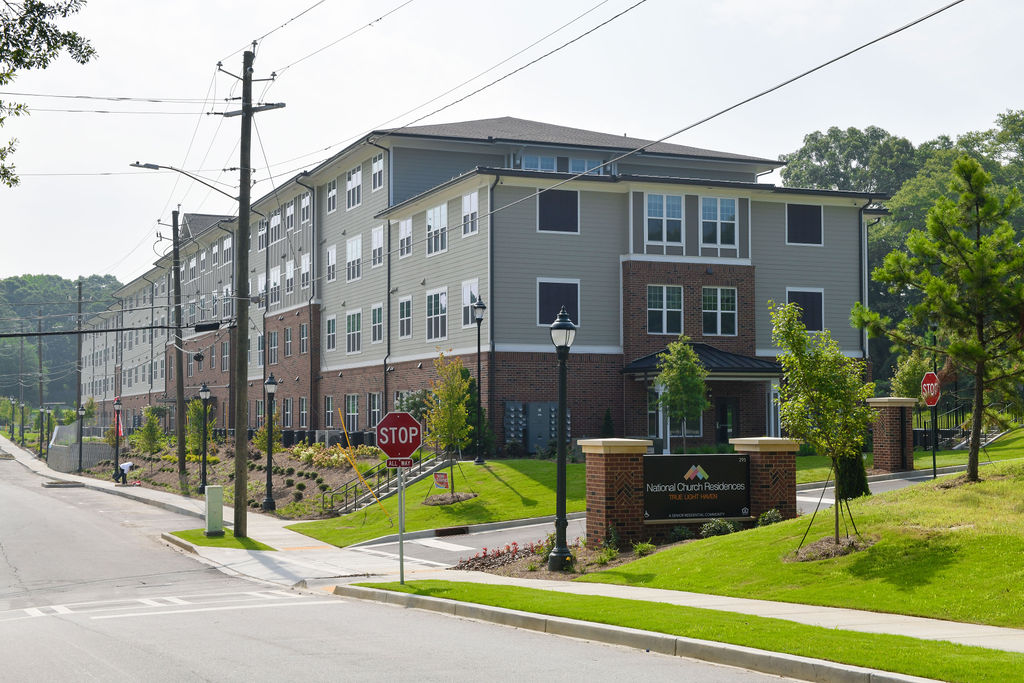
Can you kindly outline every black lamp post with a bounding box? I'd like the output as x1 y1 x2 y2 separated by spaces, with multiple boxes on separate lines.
473 298 487 465
199 383 211 490
261 374 277 511
112 397 122 481
548 306 576 571
43 409 51 458
76 404 86 473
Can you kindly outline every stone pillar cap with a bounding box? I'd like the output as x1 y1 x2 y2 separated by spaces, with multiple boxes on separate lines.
866 397 919 407
729 437 801 453
577 438 653 454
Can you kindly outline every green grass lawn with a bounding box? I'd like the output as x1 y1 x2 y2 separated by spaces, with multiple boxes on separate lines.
580 459 1024 627
171 528 276 551
287 460 584 547
795 428 1024 483
361 580 1023 682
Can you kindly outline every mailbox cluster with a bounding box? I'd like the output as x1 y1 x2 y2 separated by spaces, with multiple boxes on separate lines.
503 401 572 454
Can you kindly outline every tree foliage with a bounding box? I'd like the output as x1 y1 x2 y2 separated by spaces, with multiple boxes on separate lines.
771 301 875 543
129 406 166 454
890 351 931 406
1 1 95 186
779 125 918 193
853 156 1024 482
252 408 281 456
425 351 472 455
184 398 214 456
654 336 709 454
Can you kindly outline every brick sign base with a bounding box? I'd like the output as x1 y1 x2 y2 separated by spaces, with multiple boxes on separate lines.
867 397 917 473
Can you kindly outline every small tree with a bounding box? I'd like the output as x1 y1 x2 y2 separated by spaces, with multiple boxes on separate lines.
890 351 932 404
771 301 875 544
130 407 166 454
84 395 96 420
252 408 282 455
600 408 616 438
184 399 213 456
655 336 709 454
463 370 495 457
425 351 471 492
396 389 430 423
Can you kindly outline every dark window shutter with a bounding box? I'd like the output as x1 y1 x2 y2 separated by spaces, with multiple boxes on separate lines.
787 290 823 331
787 204 822 245
538 190 579 233
538 281 579 325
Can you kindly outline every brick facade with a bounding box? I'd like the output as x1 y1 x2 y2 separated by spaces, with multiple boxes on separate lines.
867 397 916 472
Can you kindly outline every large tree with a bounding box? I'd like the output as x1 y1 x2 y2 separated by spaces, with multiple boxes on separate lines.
654 336 708 454
779 125 918 193
853 156 1024 482
1 1 95 186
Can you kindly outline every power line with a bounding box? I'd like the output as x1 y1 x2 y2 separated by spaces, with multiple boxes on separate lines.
0 90 227 103
220 0 335 62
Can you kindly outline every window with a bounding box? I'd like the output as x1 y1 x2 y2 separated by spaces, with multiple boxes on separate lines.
257 334 264 366
211 291 218 318
648 285 682 334
371 226 384 267
255 400 264 428
371 153 384 191
399 219 412 257
326 245 337 281
399 296 412 338
702 287 737 336
189 257 197 280
210 344 216 369
426 204 447 255
299 397 308 427
787 288 824 331
538 189 579 233
646 194 683 245
222 285 232 318
301 253 310 289
199 295 207 321
787 204 823 245
299 323 309 353
269 267 280 305
269 210 281 244
257 218 268 251
324 396 334 428
282 398 292 428
327 179 338 213
426 288 447 340
346 236 362 282
346 165 361 209
569 158 602 175
368 392 382 429
285 201 295 232
537 279 579 326
345 394 358 432
257 274 266 309
221 341 229 371
462 192 478 236
523 154 555 171
188 300 197 325
326 316 336 351
285 260 294 294
701 197 737 248
462 279 479 327
371 303 383 343
300 192 311 225
346 310 361 353
268 331 278 364
200 250 207 272
222 236 232 264
284 327 292 357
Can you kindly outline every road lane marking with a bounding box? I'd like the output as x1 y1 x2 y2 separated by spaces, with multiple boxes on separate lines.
163 597 189 605
350 546 449 567
91 600 340 620
23 608 44 617
139 599 164 606
411 538 475 552
50 605 72 614
797 495 834 504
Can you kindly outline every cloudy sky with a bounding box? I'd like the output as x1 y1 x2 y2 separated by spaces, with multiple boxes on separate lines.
3 0 1019 285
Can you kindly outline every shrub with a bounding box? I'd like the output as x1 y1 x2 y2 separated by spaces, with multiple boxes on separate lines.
247 462 255 470
315 476 324 484
292 491 303 502
285 467 295 476
797 442 816 457
632 541 655 557
296 482 306 491
604 524 621 550
503 440 527 458
593 546 619 566
700 519 738 538
318 483 329 492
285 478 294 487
670 525 694 541
757 508 784 527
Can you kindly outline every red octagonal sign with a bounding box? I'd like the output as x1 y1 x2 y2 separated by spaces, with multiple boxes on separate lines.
376 411 422 459
921 371 941 407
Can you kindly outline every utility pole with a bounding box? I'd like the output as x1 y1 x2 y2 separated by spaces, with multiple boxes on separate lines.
171 209 188 490
37 308 44 456
18 323 24 446
75 280 82 467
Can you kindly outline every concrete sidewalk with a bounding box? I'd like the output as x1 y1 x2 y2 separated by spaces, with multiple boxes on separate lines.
5 434 1024 657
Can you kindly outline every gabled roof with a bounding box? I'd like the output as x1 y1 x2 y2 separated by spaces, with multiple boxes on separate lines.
623 343 781 377
380 116 782 166
181 213 232 240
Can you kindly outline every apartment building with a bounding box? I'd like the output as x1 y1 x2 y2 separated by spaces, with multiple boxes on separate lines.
82 117 882 453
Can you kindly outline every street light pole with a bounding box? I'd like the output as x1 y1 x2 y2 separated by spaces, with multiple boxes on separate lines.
548 306 577 571
200 383 211 490
473 298 487 465
76 404 86 473
8 398 14 438
113 397 122 481
262 374 277 511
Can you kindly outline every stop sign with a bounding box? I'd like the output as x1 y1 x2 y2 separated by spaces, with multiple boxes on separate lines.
376 412 422 459
921 371 941 407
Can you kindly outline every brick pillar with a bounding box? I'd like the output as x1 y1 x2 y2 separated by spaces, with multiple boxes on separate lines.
579 438 652 547
730 437 799 521
867 397 917 473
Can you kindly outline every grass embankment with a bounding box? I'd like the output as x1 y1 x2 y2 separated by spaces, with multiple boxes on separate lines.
171 528 276 551
287 460 584 547
795 428 1024 483
581 459 1024 628
362 580 1023 682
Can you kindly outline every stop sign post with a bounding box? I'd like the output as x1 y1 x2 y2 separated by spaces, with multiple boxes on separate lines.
921 371 941 479
375 412 422 584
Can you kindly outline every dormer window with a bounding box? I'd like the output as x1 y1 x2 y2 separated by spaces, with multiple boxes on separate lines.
523 154 556 172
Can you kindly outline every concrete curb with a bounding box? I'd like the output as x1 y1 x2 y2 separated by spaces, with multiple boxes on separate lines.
351 511 586 547
331 585 933 683
160 532 197 554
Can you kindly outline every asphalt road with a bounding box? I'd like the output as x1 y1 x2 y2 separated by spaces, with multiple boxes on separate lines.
796 470 951 515
0 458 792 682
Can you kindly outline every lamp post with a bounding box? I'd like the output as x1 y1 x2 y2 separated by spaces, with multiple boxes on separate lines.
9 398 14 438
199 383 211 491
261 374 277 511
19 402 25 446
548 306 577 571
112 397 122 481
76 404 86 473
44 409 52 458
473 298 487 465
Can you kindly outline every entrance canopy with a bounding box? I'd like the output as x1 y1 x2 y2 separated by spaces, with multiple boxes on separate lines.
622 343 781 380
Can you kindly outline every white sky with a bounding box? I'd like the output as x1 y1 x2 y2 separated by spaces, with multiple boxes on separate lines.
3 0 1020 284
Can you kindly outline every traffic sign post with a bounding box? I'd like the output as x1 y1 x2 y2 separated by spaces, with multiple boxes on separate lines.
921 371 941 479
376 412 422 584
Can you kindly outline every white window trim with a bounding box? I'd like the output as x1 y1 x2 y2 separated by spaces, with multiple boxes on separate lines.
426 204 448 257
461 192 479 237
326 179 338 214
371 302 384 344
346 165 362 210
425 287 448 342
398 218 413 259
647 284 683 335
325 315 337 351
346 308 362 355
644 192 685 248
371 225 384 267
371 153 384 192
702 286 738 337
784 203 825 247
522 154 556 171
699 196 739 249
346 236 362 283
326 245 337 282
785 286 826 332
462 278 479 329
399 295 413 339
535 188 580 235
535 277 581 327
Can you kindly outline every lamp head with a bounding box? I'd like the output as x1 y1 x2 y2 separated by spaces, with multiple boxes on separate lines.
265 373 278 396
113 396 122 413
549 306 577 350
473 298 487 323
199 383 211 401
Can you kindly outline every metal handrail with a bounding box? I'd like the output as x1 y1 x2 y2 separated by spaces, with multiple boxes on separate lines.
321 448 443 514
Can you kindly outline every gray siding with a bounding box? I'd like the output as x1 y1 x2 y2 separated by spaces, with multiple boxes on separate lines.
492 185 625 348
751 201 862 351
392 147 504 203
617 161 755 182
